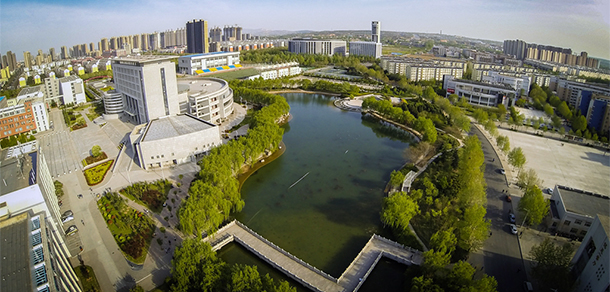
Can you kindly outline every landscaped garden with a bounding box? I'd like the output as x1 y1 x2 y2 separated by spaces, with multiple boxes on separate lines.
84 160 113 186
120 179 172 213
73 265 101 292
62 107 87 131
82 145 108 167
97 193 155 264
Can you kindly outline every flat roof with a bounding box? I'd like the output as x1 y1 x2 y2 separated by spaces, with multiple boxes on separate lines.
558 185 609 218
178 78 227 96
58 75 81 82
0 149 36 196
141 114 217 142
0 212 32 292
598 214 610 236
16 85 43 96
184 51 239 58
112 55 177 65
451 78 516 91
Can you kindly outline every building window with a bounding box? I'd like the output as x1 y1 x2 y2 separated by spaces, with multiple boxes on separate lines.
570 228 578 233
575 219 582 225
564 220 571 226
580 230 587 236
585 221 592 227
151 156 154 159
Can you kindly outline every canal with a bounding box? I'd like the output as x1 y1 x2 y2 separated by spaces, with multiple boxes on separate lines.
220 93 415 291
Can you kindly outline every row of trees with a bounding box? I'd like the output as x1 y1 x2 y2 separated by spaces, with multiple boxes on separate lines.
170 239 295 292
239 47 376 67
178 88 289 236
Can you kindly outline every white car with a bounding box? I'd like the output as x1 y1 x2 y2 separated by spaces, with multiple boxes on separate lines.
62 215 74 223
510 224 518 235
499 169 506 175
546 188 554 194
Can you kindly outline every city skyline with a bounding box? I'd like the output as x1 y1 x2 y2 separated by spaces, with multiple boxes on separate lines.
0 0 608 59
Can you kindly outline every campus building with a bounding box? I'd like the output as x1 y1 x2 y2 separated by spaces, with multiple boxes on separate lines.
443 75 517 108
381 57 465 81
288 38 346 56
575 93 610 134
129 114 222 170
570 214 609 292
246 62 302 80
101 89 124 118
0 148 81 292
43 76 86 105
349 41 382 59
179 78 234 124
547 185 609 240
480 71 531 95
549 77 610 108
0 100 38 139
112 55 181 124
177 51 241 75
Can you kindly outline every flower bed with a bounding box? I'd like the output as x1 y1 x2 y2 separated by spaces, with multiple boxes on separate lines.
97 193 155 264
84 160 113 186
120 179 172 213
82 152 108 167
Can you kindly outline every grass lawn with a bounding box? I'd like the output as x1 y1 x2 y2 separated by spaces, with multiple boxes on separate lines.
119 179 173 213
84 160 113 186
74 265 101 292
204 68 259 81
98 193 155 264
382 45 427 55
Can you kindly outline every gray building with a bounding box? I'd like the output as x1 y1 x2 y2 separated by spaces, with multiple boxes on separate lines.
349 41 382 59
372 21 381 43
570 214 609 292
288 38 346 56
548 185 609 239
186 19 209 54
443 75 517 108
179 78 234 124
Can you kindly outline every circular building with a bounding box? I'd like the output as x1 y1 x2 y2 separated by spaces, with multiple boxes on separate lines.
178 77 233 124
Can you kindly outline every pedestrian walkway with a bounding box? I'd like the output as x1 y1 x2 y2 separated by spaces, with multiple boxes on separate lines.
205 220 423 292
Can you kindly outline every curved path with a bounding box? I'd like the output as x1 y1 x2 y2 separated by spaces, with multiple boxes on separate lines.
205 220 423 292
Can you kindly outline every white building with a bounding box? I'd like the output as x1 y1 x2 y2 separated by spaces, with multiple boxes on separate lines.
570 214 609 292
349 41 382 59
129 114 222 170
178 78 234 124
247 62 302 80
112 55 182 124
178 51 241 75
288 38 346 56
443 75 517 108
481 71 531 95
102 89 124 118
30 99 49 132
381 57 464 81
49 75 86 105
547 185 609 239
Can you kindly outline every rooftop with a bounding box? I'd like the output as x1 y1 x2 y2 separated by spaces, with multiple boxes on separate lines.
112 55 177 65
58 75 81 83
598 214 610 237
16 85 43 97
451 78 517 91
178 78 227 96
184 51 240 58
141 114 217 142
0 149 36 196
558 185 609 218
0 212 32 292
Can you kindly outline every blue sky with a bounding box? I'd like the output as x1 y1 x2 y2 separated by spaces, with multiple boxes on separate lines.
1 0 608 59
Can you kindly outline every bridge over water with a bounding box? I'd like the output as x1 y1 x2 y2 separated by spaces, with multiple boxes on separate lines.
204 220 423 292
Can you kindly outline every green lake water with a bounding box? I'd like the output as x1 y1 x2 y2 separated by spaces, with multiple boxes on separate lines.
220 93 414 290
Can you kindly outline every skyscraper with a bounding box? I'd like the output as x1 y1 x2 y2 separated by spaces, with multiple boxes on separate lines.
186 19 209 54
372 21 381 43
7 51 17 71
61 46 69 60
23 51 32 68
49 48 56 62
210 27 222 42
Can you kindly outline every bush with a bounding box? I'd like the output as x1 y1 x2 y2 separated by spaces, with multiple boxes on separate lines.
84 160 113 186
160 227 166 233
157 238 163 245
54 180 64 197
120 180 172 213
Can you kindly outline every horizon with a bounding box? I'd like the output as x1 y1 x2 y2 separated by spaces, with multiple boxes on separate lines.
1 0 608 60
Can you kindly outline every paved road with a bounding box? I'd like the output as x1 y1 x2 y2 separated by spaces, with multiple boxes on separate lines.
468 126 527 292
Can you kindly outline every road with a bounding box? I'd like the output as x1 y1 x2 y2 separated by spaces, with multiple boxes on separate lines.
468 126 527 292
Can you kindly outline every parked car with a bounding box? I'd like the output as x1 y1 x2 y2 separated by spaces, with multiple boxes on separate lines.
499 168 506 175
509 213 516 223
546 187 554 194
61 210 73 219
510 224 518 235
506 194 512 202
65 225 78 236
62 215 74 223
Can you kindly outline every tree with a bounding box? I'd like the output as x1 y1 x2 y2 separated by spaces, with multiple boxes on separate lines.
129 286 144 292
508 147 526 170
473 108 489 124
496 135 510 153
571 115 587 132
457 205 490 252
497 104 507 119
403 141 433 165
411 276 443 292
484 119 498 137
543 103 554 116
414 116 437 144
381 192 420 231
557 101 572 120
91 145 102 157
518 186 549 226
530 238 575 292
423 228 457 271
171 239 224 292
389 170 404 188
516 168 543 192
551 115 562 129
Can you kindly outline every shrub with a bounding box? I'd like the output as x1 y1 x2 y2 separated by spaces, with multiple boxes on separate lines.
84 160 114 186
157 238 163 245
160 227 166 233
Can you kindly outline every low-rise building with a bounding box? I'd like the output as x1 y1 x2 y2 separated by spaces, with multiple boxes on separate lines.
549 76 610 108
349 41 382 59
178 51 241 75
443 75 517 107
481 71 531 95
179 78 234 124
247 62 302 80
570 214 609 292
288 38 346 56
548 185 609 239
0 101 37 139
129 114 222 170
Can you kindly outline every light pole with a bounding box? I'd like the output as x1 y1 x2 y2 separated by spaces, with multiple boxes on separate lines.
521 208 530 228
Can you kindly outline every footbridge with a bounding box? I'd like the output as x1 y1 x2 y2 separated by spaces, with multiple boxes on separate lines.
204 220 423 292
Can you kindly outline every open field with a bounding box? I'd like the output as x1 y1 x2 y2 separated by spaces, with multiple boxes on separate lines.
204 68 259 80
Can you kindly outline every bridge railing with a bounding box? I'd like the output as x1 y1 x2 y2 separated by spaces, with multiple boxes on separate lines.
372 234 422 255
353 252 384 292
338 235 375 281
235 221 339 283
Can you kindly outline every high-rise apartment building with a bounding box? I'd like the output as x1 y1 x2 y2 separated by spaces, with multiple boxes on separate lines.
210 27 222 42
141 33 150 51
503 39 527 60
186 19 209 53
372 21 381 43
6 51 17 71
23 51 32 68
110 37 117 50
60 46 68 60
236 26 243 41
112 55 181 124
48 48 56 61
101 38 109 52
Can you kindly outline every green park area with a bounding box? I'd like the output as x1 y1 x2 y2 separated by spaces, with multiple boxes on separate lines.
120 179 173 213
84 160 113 186
74 265 101 292
97 193 155 264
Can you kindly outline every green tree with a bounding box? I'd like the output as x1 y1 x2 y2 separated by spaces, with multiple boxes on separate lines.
518 186 549 226
496 135 510 153
473 108 489 124
551 115 562 129
171 239 224 292
414 116 438 144
130 286 144 292
484 119 498 137
557 101 572 120
571 115 587 132
458 205 490 252
381 192 420 231
389 170 404 188
91 145 102 157
530 238 575 292
508 147 526 170
543 103 554 116
516 168 542 191
423 228 457 271
497 104 507 119
456 136 487 207
411 276 443 292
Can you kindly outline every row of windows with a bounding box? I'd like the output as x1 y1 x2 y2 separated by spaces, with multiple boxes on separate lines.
563 219 592 226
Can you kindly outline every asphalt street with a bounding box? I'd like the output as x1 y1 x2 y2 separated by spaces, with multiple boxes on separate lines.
468 126 527 292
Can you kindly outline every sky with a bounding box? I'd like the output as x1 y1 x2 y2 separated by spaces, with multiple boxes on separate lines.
1 0 609 60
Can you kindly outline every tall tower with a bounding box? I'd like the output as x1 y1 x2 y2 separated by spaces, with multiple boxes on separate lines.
210 27 222 42
23 51 32 68
372 21 381 43
49 48 56 61
186 19 209 53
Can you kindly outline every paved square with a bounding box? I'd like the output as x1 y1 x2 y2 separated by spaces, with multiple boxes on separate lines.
498 128 610 196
